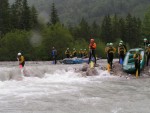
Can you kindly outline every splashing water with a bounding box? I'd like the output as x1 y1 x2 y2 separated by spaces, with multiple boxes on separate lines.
0 62 150 113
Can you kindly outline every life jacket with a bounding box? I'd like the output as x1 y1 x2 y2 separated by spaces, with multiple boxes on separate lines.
119 46 125 55
108 47 115 54
72 50 77 56
133 53 142 61
146 47 150 56
18 56 25 64
65 50 70 55
89 42 96 49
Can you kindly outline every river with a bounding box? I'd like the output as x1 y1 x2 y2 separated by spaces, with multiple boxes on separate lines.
0 61 150 113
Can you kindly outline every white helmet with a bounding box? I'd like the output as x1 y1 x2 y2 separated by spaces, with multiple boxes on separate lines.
119 42 122 46
18 53 21 56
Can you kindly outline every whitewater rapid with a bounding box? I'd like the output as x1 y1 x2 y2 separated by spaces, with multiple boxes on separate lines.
0 61 150 113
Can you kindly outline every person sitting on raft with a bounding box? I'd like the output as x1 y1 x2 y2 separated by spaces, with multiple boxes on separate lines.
17 52 25 68
65 48 71 58
72 48 77 57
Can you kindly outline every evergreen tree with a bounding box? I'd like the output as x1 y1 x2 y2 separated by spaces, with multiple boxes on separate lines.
78 18 91 40
118 17 126 42
20 0 31 30
143 7 150 37
91 21 100 39
30 5 38 28
112 14 120 41
100 15 112 42
50 3 59 25
0 0 10 36
125 14 133 45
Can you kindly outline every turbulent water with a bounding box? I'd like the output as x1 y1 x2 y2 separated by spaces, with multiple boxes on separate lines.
0 61 150 113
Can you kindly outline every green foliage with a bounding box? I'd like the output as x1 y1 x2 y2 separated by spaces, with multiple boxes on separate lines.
0 30 32 60
143 6 150 38
41 23 73 60
49 2 60 25
0 0 10 35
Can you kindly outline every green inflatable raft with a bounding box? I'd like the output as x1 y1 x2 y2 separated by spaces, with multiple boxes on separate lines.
123 48 145 73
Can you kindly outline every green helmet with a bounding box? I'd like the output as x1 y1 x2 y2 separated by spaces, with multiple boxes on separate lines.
144 38 147 41
135 49 139 52
119 42 122 46
120 40 123 43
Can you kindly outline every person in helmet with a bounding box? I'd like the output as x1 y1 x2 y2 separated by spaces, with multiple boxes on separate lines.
17 52 25 68
143 38 148 49
118 42 126 64
107 43 116 69
79 49 83 58
65 48 70 58
88 38 97 64
83 49 88 58
51 47 57 64
105 43 110 63
120 40 127 52
72 48 77 57
133 49 142 76
145 44 150 66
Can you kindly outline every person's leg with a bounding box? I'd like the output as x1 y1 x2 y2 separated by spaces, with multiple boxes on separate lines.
92 50 96 64
88 52 92 64
147 55 150 66
55 56 57 64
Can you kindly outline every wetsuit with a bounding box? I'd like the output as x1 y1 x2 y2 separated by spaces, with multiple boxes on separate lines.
146 47 150 66
133 53 142 76
107 47 116 69
105 46 109 63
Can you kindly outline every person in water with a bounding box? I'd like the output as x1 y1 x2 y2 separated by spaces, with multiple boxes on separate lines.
107 43 116 69
133 49 142 76
72 48 77 57
51 47 57 64
88 38 97 64
83 49 88 58
145 44 150 66
17 52 25 68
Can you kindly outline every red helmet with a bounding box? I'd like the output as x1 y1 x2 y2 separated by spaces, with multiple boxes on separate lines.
90 38 94 42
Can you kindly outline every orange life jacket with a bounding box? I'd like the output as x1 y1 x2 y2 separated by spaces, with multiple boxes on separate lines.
89 42 96 49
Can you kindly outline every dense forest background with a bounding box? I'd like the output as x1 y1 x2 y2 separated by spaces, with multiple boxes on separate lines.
0 0 150 61
9 0 150 25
